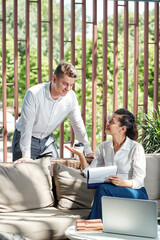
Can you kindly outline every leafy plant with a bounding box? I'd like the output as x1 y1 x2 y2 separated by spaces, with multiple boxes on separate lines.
137 109 160 153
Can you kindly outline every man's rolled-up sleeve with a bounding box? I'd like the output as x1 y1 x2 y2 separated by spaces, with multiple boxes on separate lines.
20 90 36 158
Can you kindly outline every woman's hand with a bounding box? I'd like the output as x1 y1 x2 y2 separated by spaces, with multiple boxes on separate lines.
65 145 89 170
64 145 84 157
107 175 133 188
107 175 123 186
14 157 33 163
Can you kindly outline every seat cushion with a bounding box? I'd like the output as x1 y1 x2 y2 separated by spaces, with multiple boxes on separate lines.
0 207 90 240
0 232 31 240
53 163 95 210
0 158 54 212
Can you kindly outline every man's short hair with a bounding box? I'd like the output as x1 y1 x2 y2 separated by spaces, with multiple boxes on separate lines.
54 62 78 79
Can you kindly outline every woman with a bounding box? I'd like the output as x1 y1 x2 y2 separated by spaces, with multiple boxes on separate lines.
65 108 148 219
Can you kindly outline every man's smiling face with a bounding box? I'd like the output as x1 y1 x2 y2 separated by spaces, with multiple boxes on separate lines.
52 75 75 97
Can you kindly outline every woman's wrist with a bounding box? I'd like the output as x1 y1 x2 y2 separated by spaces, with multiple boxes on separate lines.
121 179 133 188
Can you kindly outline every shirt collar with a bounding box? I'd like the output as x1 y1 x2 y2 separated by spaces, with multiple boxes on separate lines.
45 82 52 100
121 136 131 150
110 136 131 151
45 81 63 102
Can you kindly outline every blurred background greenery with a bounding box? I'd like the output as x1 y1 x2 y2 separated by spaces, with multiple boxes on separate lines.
0 0 159 150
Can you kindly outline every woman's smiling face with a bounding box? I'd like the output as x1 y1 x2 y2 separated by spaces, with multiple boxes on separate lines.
105 114 122 136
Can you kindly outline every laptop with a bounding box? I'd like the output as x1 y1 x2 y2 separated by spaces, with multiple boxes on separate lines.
102 197 158 239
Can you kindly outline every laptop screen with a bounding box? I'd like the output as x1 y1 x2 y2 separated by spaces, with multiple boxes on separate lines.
102 197 157 239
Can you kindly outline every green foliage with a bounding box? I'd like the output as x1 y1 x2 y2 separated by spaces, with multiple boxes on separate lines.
64 8 157 147
137 109 160 153
0 1 158 149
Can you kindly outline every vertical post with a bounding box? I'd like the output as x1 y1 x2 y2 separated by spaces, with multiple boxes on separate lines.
123 1 128 109
133 2 139 116
49 0 53 82
2 0 7 162
37 0 41 83
113 1 118 111
102 0 107 142
26 0 30 90
143 2 149 115
14 0 19 121
60 0 64 157
71 0 75 67
153 3 159 114
70 0 75 147
92 0 97 152
60 0 64 60
82 0 86 124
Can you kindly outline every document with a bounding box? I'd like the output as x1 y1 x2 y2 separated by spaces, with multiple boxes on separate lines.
87 165 118 188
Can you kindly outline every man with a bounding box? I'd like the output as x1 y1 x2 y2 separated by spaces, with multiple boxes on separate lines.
12 62 93 161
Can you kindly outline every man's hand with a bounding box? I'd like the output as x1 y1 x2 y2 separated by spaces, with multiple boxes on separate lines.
14 157 33 163
86 152 94 158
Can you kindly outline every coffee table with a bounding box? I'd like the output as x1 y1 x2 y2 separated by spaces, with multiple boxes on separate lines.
65 225 160 240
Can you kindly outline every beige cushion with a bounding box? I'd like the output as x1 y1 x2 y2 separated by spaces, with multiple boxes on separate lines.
0 207 90 240
144 154 160 200
53 162 95 210
0 157 54 212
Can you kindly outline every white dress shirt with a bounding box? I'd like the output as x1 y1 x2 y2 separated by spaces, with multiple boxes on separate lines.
82 137 146 189
16 82 92 158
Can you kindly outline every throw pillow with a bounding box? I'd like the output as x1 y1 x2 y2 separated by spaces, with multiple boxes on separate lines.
53 162 95 210
0 157 54 212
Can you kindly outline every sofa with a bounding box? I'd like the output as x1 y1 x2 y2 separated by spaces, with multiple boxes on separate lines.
0 154 159 240
144 153 160 216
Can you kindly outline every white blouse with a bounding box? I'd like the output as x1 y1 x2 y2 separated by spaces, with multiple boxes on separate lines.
82 137 146 189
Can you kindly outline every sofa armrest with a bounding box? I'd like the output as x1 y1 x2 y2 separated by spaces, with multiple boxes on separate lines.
144 154 160 200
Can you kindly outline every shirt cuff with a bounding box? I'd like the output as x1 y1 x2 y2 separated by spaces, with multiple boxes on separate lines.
20 140 31 158
131 179 144 189
21 149 31 158
84 146 92 156
81 165 90 178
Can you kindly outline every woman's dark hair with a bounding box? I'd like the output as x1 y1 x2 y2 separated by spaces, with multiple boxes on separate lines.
114 108 138 141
